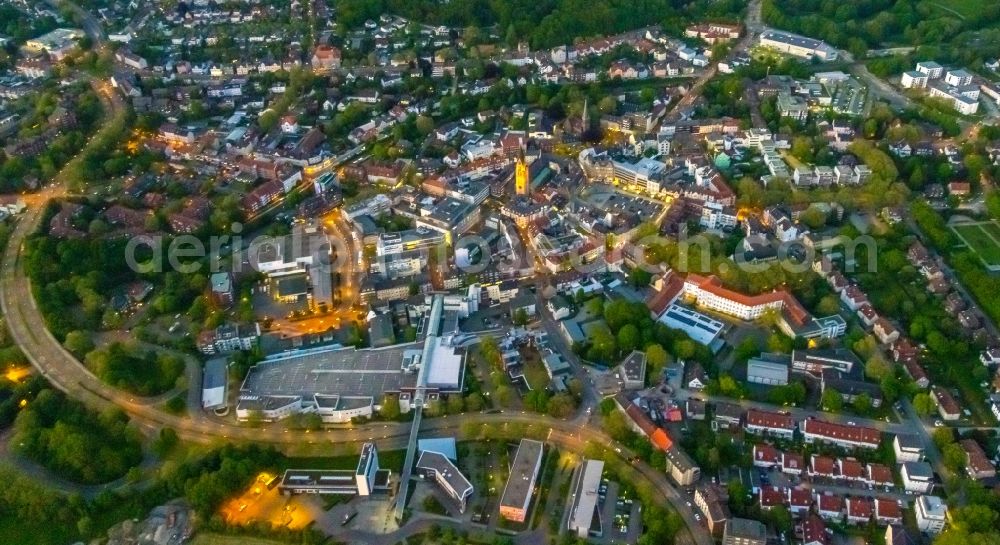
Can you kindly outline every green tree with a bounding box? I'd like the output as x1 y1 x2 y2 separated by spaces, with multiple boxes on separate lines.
820 388 843 412
380 395 401 419
912 393 935 416
645 344 669 380
546 393 576 418
852 393 873 414
942 442 966 472
466 393 485 412
63 330 94 358
513 308 529 326
617 324 640 354
447 395 465 414
865 353 894 381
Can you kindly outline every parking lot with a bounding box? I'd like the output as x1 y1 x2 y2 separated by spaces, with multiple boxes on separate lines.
590 479 642 544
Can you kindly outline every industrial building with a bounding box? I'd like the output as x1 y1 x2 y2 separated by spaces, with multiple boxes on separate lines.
201 358 228 411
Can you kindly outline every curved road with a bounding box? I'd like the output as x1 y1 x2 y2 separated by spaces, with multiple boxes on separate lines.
0 189 710 545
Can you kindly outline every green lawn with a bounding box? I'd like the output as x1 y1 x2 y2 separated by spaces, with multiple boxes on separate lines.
980 221 1000 243
282 448 406 473
191 534 297 545
952 223 1000 266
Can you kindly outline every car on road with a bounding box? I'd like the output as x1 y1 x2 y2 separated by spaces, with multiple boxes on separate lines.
934 420 944 427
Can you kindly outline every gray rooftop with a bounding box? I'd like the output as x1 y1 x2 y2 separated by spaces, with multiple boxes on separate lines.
568 459 604 533
500 439 544 512
619 351 647 385
903 461 934 480
240 344 423 400
203 358 228 390
725 517 766 540
416 450 473 498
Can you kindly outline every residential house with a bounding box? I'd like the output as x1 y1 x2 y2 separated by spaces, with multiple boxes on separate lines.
846 497 873 525
900 462 935 493
745 409 796 440
931 386 961 421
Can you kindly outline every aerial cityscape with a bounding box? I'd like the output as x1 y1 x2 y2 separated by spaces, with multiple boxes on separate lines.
1 0 1000 544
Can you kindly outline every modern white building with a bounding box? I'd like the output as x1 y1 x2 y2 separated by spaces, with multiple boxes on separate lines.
915 495 947 534
759 30 838 61
901 462 935 493
893 435 925 463
355 442 380 496
916 61 944 79
901 71 929 89
944 69 973 87
657 304 726 349
567 460 605 538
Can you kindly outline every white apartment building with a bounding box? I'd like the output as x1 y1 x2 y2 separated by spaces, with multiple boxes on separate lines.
901 462 935 493
893 435 925 463
901 71 928 89
915 495 947 534
916 61 943 79
944 69 973 87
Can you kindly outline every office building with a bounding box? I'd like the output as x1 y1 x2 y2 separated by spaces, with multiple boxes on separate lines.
567 460 604 538
499 439 544 523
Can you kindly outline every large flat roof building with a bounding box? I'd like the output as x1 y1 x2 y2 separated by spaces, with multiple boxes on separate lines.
759 30 838 61
658 303 726 351
238 295 465 421
567 459 605 538
202 357 228 410
279 442 390 496
499 439 544 523
747 353 791 386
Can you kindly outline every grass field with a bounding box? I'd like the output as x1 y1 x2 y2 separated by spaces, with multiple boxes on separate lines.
283 448 406 473
952 222 1000 267
981 221 1000 242
191 534 294 545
